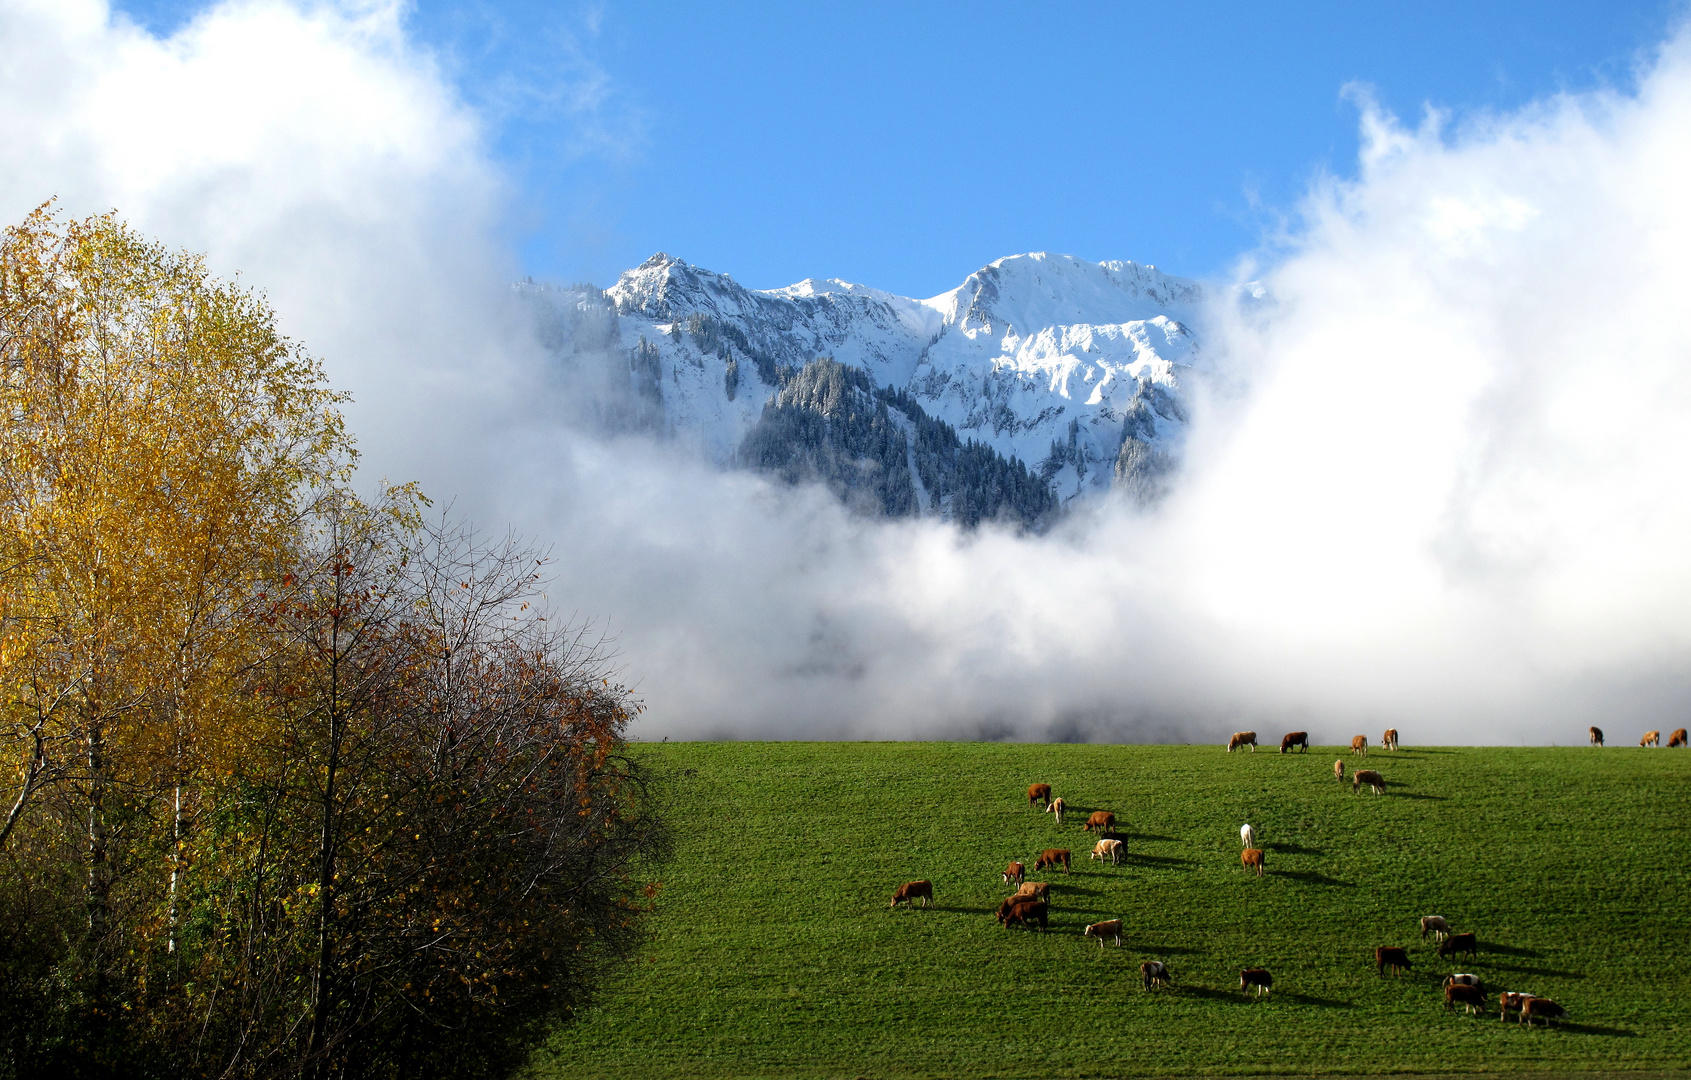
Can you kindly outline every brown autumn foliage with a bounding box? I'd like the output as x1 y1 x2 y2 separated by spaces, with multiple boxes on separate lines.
0 208 668 1080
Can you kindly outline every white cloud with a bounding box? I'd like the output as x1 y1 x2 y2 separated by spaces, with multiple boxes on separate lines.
6 1 1690 745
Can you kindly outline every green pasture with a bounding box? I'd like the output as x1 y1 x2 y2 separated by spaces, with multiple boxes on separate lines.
533 742 1691 1078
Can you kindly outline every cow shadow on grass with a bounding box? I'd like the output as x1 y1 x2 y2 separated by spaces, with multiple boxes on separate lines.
1266 842 1324 856
1125 852 1197 868
1393 791 1447 801
1270 869 1355 888
1122 831 1178 843
1128 942 1201 956
1482 960 1583 980
1174 986 1352 1008
1480 942 1542 958
1556 1021 1638 1038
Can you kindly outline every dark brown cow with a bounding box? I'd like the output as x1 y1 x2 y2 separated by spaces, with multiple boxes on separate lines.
1350 735 1368 756
1082 810 1116 834
994 896 1020 923
1671 728 1689 748
1141 960 1172 990
889 880 933 909
1382 728 1399 751
1280 731 1309 754
1375 946 1411 976
1445 982 1487 1015
1227 731 1257 753
1239 968 1272 997
1352 769 1385 795
1438 932 1477 960
1027 783 1053 808
1589 726 1604 746
1034 848 1071 875
1241 848 1265 877
1002 860 1025 885
1002 899 1047 931
1520 997 1568 1026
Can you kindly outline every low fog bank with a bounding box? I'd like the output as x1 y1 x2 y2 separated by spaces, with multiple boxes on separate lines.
7 2 1691 744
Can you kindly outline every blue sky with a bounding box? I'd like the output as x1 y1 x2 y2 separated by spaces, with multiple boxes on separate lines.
118 1 1684 297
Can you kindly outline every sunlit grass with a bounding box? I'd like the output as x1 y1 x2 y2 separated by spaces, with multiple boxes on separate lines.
534 742 1691 1078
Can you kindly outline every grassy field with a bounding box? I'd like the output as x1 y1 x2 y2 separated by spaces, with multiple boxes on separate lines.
531 742 1691 1078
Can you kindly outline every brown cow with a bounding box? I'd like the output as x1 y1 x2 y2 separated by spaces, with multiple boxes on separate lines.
1353 769 1385 795
1350 735 1368 756
1002 860 1025 886
1034 848 1071 875
994 896 1021 923
1045 796 1066 825
1241 848 1265 877
1520 997 1568 1026
1499 991 1536 1021
1280 731 1309 754
1671 728 1689 748
1083 918 1124 948
1239 968 1272 997
1228 731 1257 753
1141 960 1172 991
889 880 933 909
1445 982 1487 1015
1027 783 1053 808
1082 811 1116 835
1438 932 1477 960
1642 730 1661 747
1334 759 1345 782
1375 946 1411 976
1002 899 1047 931
1011 881 1050 903
1589 726 1604 747
1382 728 1399 751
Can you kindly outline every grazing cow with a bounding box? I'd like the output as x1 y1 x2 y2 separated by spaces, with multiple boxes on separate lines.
1350 735 1368 756
1141 960 1172 991
1445 982 1487 1015
1011 881 1050 903
1589 726 1604 747
994 896 1020 923
1034 849 1071 875
1438 932 1478 960
1083 919 1124 948
1353 769 1385 795
1671 728 1689 748
1383 728 1399 751
1027 783 1053 808
1228 731 1257 753
1420 915 1451 942
1520 997 1568 1026
1082 811 1116 835
1240 823 1255 849
1280 731 1309 754
1334 759 1345 783
1090 838 1124 866
1499 991 1536 1021
1444 973 1483 993
1375 946 1412 976
1002 861 1025 886
1002 899 1047 931
1241 848 1265 877
1239 968 1273 997
889 880 933 909
1642 730 1661 747
1045 796 1065 825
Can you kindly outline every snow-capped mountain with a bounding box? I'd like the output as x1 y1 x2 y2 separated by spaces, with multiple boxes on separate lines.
527 251 1211 522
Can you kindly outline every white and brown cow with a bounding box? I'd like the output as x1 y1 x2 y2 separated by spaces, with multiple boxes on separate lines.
1083 919 1124 949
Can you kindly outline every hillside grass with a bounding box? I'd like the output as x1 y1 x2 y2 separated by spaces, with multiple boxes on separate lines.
532 742 1691 1078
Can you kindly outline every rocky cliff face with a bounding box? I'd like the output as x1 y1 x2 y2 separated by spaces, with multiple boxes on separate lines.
524 250 1212 525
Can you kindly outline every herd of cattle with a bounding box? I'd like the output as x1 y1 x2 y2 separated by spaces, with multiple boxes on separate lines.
883 727 1665 1026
